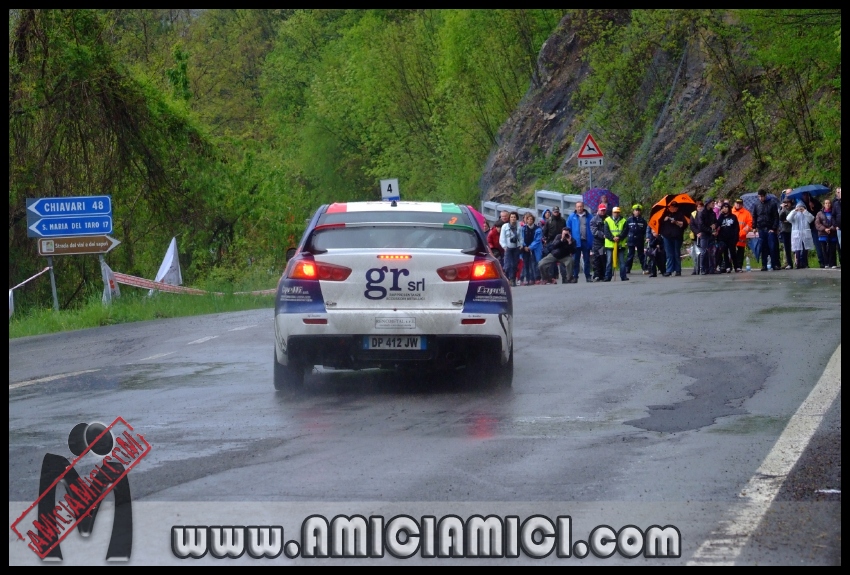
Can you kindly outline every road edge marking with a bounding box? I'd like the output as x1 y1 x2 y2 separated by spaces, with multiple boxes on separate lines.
9 369 101 391
688 344 841 565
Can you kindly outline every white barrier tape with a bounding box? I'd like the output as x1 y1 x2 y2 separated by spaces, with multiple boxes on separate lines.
113 272 275 297
11 267 52 291
114 272 215 295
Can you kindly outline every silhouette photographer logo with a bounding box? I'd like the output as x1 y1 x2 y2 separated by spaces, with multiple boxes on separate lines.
10 417 151 561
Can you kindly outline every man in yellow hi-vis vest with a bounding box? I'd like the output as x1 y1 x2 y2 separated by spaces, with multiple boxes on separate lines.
604 206 629 281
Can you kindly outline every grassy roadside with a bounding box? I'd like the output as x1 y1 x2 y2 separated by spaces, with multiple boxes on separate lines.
9 290 274 339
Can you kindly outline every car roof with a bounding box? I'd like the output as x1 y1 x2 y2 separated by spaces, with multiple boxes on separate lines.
325 201 463 214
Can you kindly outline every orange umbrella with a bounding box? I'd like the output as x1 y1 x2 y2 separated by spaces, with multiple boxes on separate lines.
648 193 696 232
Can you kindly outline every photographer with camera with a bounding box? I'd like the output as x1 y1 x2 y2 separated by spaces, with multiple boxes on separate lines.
538 226 576 284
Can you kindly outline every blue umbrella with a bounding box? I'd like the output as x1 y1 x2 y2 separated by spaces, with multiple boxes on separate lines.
784 184 830 202
741 192 778 215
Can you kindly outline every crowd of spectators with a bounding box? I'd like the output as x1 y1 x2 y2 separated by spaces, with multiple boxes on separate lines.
483 186 841 284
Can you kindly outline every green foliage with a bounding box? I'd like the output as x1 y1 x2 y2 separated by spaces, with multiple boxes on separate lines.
8 9 842 323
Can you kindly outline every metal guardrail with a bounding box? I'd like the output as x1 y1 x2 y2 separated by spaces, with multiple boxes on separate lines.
481 191 584 223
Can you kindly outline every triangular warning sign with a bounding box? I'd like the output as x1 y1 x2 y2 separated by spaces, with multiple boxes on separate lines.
577 134 604 158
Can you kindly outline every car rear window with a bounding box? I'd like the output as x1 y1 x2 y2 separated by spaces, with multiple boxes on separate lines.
318 211 471 226
309 226 479 251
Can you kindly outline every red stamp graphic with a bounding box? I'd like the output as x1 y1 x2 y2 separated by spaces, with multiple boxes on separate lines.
10 417 151 560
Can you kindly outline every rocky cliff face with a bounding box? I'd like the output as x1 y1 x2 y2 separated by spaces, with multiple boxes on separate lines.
480 12 767 207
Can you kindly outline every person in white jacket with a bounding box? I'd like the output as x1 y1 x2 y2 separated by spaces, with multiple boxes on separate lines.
784 200 815 269
499 211 521 286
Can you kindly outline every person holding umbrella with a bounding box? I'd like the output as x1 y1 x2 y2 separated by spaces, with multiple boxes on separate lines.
659 201 687 276
802 192 825 267
590 204 609 281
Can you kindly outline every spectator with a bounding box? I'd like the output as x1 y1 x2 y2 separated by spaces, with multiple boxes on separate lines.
590 204 609 281
787 200 815 268
659 201 687 276
519 212 543 285
543 206 568 283
625 204 648 275
715 202 739 273
731 198 753 272
815 199 838 268
645 228 666 277
599 194 610 215
499 211 521 286
833 187 841 264
538 226 576 284
481 220 490 234
567 201 594 282
690 199 717 274
500 210 510 225
604 206 629 281
488 220 504 265
778 195 795 269
802 192 825 267
752 189 781 271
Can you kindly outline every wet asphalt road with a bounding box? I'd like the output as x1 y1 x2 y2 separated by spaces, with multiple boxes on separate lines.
8 268 841 564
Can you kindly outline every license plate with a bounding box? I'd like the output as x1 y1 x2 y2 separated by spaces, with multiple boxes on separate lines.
363 336 427 350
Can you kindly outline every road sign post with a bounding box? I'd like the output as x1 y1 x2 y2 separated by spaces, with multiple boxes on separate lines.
47 256 59 312
26 196 117 311
37 235 121 257
27 196 113 238
577 134 604 190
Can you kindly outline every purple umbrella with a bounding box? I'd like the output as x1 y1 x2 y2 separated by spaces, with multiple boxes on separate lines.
583 188 619 212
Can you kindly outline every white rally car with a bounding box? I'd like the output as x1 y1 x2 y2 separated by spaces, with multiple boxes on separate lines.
273 201 513 389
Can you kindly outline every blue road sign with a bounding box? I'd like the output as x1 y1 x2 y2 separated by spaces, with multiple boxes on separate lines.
28 215 113 238
27 196 112 218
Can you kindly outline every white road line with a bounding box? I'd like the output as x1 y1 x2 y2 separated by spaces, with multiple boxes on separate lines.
689 344 842 565
139 352 176 361
187 336 218 345
228 324 257 331
815 489 840 494
9 369 101 390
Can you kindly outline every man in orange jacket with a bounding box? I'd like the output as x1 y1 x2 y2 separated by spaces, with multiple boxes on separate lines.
731 198 753 272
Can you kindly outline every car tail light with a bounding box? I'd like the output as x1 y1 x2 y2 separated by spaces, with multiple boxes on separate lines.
378 255 411 260
288 260 352 281
437 260 500 282
461 318 486 325
303 318 328 325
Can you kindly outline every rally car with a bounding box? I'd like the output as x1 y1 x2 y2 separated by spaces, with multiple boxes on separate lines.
273 201 513 389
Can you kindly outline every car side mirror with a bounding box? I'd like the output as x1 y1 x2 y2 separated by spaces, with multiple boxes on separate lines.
285 247 296 262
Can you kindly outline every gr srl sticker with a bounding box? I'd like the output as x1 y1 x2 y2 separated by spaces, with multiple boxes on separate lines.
364 266 426 301
461 279 512 314
276 281 325 313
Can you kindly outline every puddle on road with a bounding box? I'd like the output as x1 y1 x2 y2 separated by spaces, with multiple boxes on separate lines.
708 414 789 435
624 355 770 433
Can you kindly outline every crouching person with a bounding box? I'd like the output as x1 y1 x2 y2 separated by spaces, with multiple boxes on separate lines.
538 227 576 284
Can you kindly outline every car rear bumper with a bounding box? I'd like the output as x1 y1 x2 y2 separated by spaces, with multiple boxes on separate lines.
275 310 511 369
